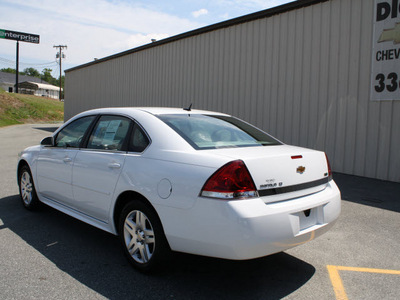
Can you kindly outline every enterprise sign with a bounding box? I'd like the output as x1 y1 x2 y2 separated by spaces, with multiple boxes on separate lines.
0 29 40 44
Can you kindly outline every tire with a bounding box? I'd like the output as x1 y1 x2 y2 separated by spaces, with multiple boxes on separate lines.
119 200 170 272
18 165 40 210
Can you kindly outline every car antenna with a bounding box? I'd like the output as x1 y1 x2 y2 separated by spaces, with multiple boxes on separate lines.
183 103 192 111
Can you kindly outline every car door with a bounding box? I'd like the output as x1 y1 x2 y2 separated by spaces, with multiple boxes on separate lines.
71 115 132 222
36 115 96 205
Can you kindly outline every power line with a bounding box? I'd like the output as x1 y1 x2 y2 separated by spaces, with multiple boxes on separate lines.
22 61 58 67
0 56 58 68
51 66 59 79
0 57 57 65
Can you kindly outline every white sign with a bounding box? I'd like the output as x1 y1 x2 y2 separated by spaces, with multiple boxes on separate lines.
371 0 400 101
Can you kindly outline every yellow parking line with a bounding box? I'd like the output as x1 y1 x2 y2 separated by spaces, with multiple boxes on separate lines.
327 265 348 300
327 265 400 300
333 266 400 274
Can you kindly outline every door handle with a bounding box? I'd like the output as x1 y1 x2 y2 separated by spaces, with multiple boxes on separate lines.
63 157 72 163
108 162 121 169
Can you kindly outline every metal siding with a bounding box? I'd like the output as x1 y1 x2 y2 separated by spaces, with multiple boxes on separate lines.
389 103 400 180
269 15 280 136
335 0 352 173
277 13 288 141
344 0 362 174
65 0 399 182
262 18 273 134
283 11 295 145
325 0 340 173
309 4 322 152
315 2 330 153
255 19 267 130
292 9 304 147
248 21 258 127
300 7 313 149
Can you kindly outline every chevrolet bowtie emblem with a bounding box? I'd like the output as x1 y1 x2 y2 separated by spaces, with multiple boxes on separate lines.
297 166 306 174
378 22 400 44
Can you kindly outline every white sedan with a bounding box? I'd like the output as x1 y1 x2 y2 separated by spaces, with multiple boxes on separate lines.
18 107 341 271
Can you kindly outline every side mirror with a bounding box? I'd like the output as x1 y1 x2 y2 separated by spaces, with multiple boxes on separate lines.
41 136 55 147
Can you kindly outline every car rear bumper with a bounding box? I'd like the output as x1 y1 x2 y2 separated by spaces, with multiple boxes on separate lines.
159 180 341 260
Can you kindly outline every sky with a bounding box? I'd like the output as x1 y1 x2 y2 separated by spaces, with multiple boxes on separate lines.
0 0 293 79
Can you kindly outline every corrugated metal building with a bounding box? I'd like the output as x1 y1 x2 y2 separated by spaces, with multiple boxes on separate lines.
65 0 400 182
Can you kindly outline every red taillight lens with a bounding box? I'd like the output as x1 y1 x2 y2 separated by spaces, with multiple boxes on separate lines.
325 153 332 180
291 155 303 159
200 160 258 199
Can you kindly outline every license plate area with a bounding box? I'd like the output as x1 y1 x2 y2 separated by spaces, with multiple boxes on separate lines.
292 206 324 234
299 208 317 230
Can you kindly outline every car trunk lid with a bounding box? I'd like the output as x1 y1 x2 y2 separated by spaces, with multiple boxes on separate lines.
210 145 330 202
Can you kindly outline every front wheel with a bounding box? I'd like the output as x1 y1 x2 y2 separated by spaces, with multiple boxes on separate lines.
18 165 40 210
119 200 170 272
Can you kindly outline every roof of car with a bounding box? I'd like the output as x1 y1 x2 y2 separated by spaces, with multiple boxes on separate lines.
80 107 230 117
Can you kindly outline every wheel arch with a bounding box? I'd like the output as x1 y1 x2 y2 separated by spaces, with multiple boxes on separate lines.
17 160 30 184
113 191 166 237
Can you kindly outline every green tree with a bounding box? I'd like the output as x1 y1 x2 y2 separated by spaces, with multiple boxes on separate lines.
23 67 41 78
40 68 64 91
1 67 25 75
1 67 16 74
41 68 57 85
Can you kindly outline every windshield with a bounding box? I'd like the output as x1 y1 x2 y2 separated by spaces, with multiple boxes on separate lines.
158 114 281 150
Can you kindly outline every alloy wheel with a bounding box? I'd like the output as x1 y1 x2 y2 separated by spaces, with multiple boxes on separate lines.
20 171 33 206
123 210 156 264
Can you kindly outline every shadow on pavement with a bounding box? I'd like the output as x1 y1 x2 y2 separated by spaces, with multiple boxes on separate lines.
333 172 400 213
0 194 315 300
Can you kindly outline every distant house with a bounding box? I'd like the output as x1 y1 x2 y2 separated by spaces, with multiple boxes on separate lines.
0 71 61 99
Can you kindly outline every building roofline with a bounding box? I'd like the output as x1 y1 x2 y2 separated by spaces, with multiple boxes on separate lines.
65 0 328 73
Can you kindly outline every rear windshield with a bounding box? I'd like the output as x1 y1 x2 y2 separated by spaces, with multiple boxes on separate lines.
157 114 281 150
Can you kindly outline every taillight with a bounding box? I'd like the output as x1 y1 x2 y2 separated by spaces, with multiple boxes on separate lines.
325 153 333 180
200 160 258 199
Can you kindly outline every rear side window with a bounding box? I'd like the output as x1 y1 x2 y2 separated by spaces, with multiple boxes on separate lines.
129 124 150 152
87 116 131 151
157 114 281 150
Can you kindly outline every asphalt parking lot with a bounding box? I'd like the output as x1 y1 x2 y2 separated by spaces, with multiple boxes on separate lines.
1 124 399 300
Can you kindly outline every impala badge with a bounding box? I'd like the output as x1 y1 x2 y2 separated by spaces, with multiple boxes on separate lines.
297 166 306 174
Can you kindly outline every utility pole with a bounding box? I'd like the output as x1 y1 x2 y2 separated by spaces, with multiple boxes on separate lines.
53 45 67 100
16 41 19 93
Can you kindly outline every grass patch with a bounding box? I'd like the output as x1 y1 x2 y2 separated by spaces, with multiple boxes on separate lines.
0 88 64 127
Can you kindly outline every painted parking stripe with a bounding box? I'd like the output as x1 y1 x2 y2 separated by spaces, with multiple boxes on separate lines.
327 265 400 300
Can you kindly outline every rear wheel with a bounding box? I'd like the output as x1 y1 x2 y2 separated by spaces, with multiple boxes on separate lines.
119 200 169 272
18 165 40 210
